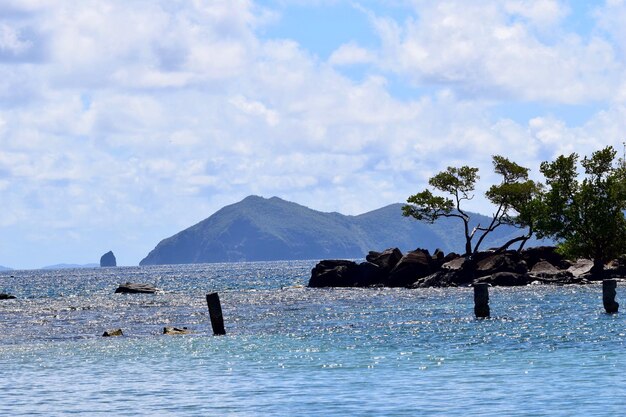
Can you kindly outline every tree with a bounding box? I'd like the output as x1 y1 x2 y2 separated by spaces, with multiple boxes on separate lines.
484 156 544 252
402 156 541 262
537 146 626 276
402 165 478 256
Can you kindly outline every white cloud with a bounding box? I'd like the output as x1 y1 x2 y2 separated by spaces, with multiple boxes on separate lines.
230 95 280 126
504 0 568 28
0 23 32 54
1 0 626 268
370 0 621 103
329 42 375 66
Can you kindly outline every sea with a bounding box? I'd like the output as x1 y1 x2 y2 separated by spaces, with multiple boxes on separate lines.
1 261 626 416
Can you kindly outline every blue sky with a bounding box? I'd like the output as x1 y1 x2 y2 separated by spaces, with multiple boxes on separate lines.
1 0 626 269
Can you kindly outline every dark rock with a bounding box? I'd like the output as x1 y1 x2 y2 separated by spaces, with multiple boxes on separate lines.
102 328 123 337
475 251 528 277
366 248 403 272
355 262 386 287
438 255 477 285
411 270 459 288
309 246 607 288
163 326 191 335
100 251 117 267
442 256 466 271
443 252 460 263
308 260 386 287
0 293 16 300
387 248 434 287
521 246 568 269
568 259 594 277
605 257 626 278
529 260 572 279
475 272 530 286
309 260 358 287
115 282 158 294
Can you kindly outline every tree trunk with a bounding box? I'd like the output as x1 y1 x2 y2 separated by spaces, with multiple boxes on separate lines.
457 255 476 284
517 237 529 252
590 258 605 280
495 234 529 254
463 219 472 257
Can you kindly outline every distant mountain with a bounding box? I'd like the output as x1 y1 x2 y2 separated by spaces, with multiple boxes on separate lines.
41 263 99 270
0 265 12 271
140 195 548 266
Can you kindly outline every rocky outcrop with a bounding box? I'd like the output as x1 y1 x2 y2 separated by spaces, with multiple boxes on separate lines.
0 293 16 300
411 270 460 288
567 259 594 277
309 260 358 287
475 251 528 277
308 260 387 288
366 248 403 272
530 260 572 280
309 246 607 288
100 251 117 267
387 249 436 287
475 272 529 286
114 282 159 294
521 246 569 270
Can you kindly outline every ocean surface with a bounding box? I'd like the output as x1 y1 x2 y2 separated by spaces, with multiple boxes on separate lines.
1 261 626 416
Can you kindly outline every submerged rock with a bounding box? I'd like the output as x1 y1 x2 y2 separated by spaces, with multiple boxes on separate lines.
100 251 117 267
115 282 158 294
102 328 123 337
163 327 191 335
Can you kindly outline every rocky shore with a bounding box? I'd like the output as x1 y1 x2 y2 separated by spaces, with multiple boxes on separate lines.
308 246 624 288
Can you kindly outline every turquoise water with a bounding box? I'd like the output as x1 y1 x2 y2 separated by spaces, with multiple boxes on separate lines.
1 262 626 416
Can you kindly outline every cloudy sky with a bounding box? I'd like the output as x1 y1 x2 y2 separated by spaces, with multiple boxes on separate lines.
1 0 626 268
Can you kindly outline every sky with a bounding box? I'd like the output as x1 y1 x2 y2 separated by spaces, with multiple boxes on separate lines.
1 0 626 269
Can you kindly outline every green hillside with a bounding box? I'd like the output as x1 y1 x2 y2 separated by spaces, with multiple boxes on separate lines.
139 196 548 265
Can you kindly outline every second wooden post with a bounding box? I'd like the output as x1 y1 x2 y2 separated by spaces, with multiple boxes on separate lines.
206 292 226 335
474 283 490 318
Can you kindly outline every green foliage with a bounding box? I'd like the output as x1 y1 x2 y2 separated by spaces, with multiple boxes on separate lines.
537 146 626 269
403 157 537 256
402 190 455 222
428 166 479 197
485 157 543 230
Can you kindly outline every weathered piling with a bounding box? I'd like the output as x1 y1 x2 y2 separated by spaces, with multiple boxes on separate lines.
473 283 490 318
603 279 619 314
206 292 226 335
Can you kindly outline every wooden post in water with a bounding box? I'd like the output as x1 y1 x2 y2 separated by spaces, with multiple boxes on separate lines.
603 279 619 314
473 283 490 318
206 292 226 335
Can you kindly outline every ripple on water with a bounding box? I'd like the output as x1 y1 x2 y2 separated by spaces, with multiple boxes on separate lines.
1 265 626 416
